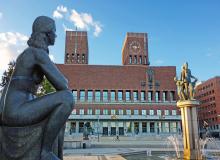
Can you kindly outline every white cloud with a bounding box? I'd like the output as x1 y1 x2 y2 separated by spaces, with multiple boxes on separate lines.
0 12 2 19
53 5 68 19
53 10 63 19
0 32 28 77
53 5 103 37
69 9 102 37
57 5 67 13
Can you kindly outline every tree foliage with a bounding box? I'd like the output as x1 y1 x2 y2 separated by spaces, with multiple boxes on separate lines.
0 61 16 87
0 61 55 96
36 77 55 97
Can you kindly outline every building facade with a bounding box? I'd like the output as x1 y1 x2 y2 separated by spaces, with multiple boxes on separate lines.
57 31 181 136
195 76 220 138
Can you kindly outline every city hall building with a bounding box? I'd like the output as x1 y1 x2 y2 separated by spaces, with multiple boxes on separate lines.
57 31 181 136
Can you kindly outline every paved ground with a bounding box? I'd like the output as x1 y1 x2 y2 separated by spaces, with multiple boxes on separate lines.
64 155 126 160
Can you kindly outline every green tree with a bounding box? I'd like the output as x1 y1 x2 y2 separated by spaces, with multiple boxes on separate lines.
36 77 55 97
0 61 55 96
0 61 16 87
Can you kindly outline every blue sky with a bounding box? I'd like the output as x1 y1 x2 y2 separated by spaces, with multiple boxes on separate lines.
0 0 220 82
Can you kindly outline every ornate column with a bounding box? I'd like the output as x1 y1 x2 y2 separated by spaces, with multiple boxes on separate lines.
139 121 142 135
177 100 202 160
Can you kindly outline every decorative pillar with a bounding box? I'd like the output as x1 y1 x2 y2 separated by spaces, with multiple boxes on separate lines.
139 121 142 135
147 122 150 133
131 121 135 135
177 100 202 160
76 121 79 134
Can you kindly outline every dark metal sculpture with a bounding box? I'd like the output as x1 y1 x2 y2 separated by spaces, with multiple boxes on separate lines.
0 16 74 160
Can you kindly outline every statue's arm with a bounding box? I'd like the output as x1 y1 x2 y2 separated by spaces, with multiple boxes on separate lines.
35 50 68 91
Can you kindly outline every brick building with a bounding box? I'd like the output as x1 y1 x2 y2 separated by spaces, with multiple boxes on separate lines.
195 76 220 138
57 31 181 136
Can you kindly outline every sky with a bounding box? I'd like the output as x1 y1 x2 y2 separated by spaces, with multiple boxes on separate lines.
0 0 220 82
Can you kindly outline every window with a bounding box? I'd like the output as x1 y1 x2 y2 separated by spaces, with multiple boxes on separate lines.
72 109 76 115
144 56 147 64
82 54 85 63
111 91 116 101
141 91 146 101
142 122 147 133
87 90 93 102
133 91 138 101
95 109 100 115
134 109 139 115
139 56 142 64
134 55 137 64
119 109 124 115
165 110 169 116
111 109 116 115
157 110 161 116
79 122 84 133
79 90 85 101
170 122 177 132
172 110 177 115
126 91 131 101
77 54 80 63
126 109 131 115
149 110 154 115
118 90 123 101
170 91 175 101
72 90 77 101
95 90 101 102
148 91 153 102
163 122 169 133
87 109 93 115
162 91 168 101
103 90 108 102
129 55 132 64
79 109 84 115
103 109 108 115
155 91 160 102
142 110 146 115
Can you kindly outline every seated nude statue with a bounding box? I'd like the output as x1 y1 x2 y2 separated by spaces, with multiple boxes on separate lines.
0 16 74 160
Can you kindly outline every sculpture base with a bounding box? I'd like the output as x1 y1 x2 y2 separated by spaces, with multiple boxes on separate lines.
183 149 202 160
177 100 201 160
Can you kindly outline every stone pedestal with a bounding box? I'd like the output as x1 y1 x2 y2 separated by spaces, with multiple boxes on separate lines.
177 100 202 160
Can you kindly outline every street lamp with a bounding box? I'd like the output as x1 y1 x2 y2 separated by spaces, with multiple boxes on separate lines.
97 115 100 142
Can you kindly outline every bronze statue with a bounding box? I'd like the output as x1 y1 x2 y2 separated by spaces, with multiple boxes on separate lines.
175 62 197 101
0 16 74 160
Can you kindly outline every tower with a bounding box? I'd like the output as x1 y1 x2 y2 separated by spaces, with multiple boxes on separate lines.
122 32 150 65
65 31 89 64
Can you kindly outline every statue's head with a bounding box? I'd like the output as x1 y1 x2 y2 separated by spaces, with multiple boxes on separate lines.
28 16 57 51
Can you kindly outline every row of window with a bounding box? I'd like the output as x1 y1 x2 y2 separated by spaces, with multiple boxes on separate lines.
200 97 215 104
72 109 177 116
129 55 147 64
198 103 216 111
72 90 176 102
66 53 86 63
197 82 214 92
195 90 214 99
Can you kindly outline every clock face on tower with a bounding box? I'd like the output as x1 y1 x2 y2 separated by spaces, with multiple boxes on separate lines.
129 40 141 53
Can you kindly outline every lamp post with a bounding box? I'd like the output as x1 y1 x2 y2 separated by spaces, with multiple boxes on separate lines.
97 115 100 142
